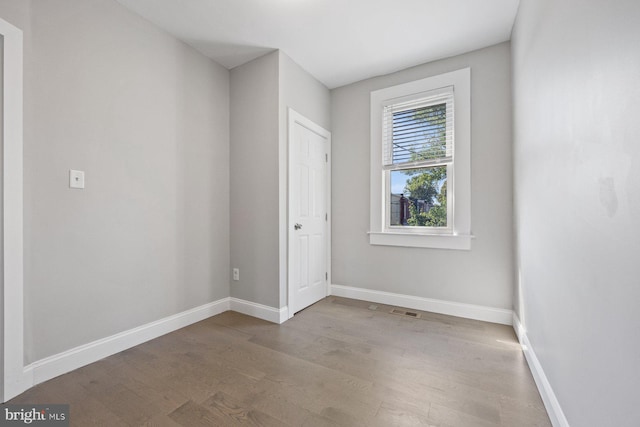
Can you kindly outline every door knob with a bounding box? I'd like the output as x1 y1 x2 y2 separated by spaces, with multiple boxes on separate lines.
294 223 302 230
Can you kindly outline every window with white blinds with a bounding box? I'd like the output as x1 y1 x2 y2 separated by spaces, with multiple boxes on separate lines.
369 68 472 250
382 87 454 170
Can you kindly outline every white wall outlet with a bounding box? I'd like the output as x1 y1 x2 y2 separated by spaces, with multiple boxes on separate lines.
233 268 239 281
69 170 85 189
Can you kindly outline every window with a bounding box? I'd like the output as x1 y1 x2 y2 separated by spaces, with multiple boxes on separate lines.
385 88 453 231
369 68 472 250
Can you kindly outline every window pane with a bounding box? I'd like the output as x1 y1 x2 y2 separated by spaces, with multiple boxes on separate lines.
390 166 447 227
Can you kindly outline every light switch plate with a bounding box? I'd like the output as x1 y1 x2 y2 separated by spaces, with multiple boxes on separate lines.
69 170 85 189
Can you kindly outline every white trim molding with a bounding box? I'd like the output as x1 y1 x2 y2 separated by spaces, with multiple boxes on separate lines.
368 231 473 250
331 284 512 325
230 298 288 324
1 16 25 402
24 299 230 391
512 314 570 427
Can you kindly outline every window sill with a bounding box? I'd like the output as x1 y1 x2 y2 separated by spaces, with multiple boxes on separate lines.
368 231 473 250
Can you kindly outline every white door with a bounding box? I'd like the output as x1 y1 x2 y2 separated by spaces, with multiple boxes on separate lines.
288 110 330 316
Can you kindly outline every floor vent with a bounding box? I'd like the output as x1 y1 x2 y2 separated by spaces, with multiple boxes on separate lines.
390 308 422 318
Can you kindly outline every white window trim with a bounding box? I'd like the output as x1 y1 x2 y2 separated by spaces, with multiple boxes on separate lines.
369 68 472 250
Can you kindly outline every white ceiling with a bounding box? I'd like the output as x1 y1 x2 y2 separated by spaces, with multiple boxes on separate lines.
116 0 520 89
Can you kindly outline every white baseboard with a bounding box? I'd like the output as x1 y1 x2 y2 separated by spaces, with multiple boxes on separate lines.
330 284 513 325
512 314 569 427
230 298 288 324
15 296 288 397
24 298 231 387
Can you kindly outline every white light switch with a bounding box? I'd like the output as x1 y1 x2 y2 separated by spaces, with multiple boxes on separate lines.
69 170 85 189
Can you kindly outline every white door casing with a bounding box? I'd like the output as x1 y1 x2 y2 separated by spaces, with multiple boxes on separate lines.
1 17 26 402
288 109 330 317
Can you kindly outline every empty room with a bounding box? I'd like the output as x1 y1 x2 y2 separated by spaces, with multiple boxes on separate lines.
0 0 638 426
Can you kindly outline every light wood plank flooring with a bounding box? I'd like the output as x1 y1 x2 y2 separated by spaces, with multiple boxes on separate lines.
10 297 551 426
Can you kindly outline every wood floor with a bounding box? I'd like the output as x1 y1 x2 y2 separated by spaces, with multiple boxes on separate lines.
10 297 551 426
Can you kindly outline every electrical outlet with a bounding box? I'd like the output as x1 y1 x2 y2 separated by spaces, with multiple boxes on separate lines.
233 268 239 281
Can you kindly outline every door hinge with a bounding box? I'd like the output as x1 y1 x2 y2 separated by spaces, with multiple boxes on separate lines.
325 153 328 162
325 213 328 221
325 272 328 280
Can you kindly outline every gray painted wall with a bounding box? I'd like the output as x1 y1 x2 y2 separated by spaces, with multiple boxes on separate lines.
331 42 513 309
512 0 640 425
229 51 280 307
279 52 331 132
0 0 230 364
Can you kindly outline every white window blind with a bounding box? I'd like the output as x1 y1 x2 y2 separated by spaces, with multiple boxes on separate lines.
382 86 454 169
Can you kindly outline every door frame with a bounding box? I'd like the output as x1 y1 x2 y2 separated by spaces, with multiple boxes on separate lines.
287 109 331 319
0 17 25 402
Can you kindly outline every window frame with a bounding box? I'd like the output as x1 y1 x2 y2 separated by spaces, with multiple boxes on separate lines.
369 68 472 250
